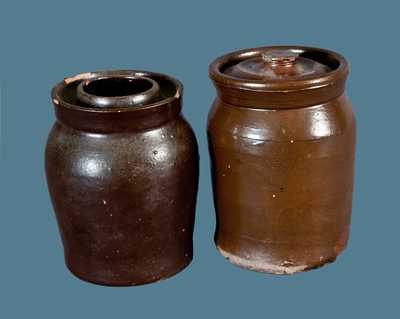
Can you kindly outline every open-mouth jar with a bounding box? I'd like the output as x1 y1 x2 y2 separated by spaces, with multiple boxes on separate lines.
46 70 199 285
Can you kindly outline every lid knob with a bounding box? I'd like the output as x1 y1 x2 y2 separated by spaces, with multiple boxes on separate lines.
262 50 299 67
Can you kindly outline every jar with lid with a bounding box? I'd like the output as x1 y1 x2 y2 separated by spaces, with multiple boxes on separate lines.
208 46 356 274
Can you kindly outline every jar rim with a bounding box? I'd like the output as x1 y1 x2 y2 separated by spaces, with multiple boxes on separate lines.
51 70 182 114
50 70 183 132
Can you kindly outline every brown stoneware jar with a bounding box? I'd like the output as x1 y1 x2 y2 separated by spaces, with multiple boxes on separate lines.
46 70 199 286
208 46 356 274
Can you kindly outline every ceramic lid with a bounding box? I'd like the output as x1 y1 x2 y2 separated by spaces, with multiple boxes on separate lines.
223 49 331 81
209 46 349 108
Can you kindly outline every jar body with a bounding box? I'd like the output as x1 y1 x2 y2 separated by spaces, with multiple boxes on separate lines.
208 94 355 274
46 116 198 285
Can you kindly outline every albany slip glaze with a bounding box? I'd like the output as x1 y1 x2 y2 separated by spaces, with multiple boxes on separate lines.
208 46 356 274
46 70 199 286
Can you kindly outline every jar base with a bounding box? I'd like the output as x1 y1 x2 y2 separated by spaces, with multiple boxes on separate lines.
217 245 337 275
65 257 192 286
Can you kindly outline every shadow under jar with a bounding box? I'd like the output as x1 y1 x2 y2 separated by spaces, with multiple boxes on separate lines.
208 46 356 274
46 70 199 286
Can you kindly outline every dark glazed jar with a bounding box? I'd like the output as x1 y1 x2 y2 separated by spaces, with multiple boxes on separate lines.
208 46 356 274
46 70 199 286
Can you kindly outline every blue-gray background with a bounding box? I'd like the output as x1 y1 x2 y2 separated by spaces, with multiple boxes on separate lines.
2 0 399 317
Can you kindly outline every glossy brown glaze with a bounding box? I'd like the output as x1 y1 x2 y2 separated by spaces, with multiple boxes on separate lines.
46 70 199 286
208 46 356 274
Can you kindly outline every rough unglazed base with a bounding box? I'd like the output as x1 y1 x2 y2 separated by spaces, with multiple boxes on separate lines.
217 246 335 275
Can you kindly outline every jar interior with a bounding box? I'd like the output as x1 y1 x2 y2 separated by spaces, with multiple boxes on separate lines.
83 77 154 97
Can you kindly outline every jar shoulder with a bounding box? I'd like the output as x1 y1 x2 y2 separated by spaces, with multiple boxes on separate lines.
208 95 355 143
47 115 196 151
45 116 198 180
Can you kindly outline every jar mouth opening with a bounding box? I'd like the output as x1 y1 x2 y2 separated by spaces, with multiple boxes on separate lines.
76 75 162 108
52 70 182 113
82 76 155 97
